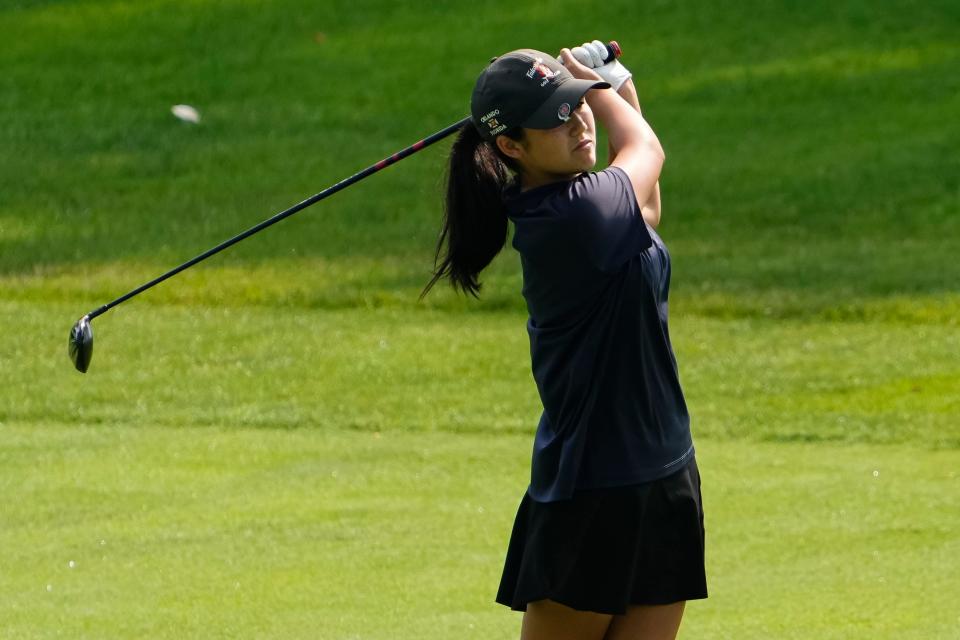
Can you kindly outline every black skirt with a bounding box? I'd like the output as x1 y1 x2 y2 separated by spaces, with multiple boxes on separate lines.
496 457 707 615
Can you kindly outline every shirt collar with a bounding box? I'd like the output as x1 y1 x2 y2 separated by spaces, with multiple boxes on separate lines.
502 175 582 216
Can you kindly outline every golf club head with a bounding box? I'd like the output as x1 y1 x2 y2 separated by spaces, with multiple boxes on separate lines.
69 315 93 373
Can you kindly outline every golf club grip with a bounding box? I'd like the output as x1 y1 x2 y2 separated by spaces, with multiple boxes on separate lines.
566 41 621 62
605 40 622 61
85 116 473 320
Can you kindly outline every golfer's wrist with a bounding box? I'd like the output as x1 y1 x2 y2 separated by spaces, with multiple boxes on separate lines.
616 78 642 114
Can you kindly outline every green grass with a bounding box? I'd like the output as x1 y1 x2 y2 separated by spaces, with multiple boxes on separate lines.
3 300 959 447
3 301 959 637
2 422 957 639
2 0 959 301
1 0 959 637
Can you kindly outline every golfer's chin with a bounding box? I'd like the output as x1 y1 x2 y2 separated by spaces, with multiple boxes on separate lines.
573 146 597 172
576 155 597 174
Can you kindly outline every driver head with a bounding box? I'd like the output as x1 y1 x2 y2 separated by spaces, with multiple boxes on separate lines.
69 316 93 373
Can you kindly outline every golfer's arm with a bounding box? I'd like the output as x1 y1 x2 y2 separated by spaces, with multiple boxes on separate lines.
559 49 663 221
586 86 663 223
608 79 661 228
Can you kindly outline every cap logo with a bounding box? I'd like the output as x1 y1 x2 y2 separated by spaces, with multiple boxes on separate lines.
480 108 507 136
526 57 556 87
487 119 506 135
557 103 571 122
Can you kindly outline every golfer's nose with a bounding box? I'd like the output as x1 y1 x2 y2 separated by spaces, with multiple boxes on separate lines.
569 111 586 135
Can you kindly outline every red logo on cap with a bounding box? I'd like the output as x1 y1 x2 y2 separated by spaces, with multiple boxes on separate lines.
557 103 571 121
526 58 556 87
533 62 553 78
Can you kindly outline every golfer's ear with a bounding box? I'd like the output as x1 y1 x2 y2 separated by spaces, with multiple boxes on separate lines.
495 135 524 160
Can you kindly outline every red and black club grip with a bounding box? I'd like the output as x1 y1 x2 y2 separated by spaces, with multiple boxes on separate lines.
605 40 622 61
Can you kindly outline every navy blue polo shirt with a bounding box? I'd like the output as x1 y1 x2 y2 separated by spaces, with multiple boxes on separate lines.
504 166 694 503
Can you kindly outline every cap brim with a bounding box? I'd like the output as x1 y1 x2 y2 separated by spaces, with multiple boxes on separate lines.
520 77 610 130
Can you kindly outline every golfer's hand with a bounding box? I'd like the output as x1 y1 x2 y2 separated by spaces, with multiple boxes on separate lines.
558 48 604 83
570 39 633 91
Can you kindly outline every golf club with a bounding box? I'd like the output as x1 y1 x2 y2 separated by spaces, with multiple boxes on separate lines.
68 116 471 373
68 41 623 373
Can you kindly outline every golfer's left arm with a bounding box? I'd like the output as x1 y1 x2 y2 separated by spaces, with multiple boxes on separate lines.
609 79 661 228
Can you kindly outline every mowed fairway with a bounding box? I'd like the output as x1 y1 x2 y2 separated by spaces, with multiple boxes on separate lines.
2 0 959 638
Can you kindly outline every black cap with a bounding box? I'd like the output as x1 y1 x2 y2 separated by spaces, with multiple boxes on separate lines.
471 49 610 141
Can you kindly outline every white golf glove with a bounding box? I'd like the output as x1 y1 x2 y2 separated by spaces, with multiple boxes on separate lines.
570 39 632 91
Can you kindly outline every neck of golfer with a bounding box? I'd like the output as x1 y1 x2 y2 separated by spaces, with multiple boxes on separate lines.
520 168 578 191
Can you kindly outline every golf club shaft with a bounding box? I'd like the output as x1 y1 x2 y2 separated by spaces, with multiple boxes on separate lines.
84 116 473 321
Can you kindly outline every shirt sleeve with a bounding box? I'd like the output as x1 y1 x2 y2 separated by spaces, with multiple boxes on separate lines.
560 166 653 273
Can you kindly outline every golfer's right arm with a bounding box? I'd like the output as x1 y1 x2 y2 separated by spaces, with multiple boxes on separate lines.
613 78 662 227
559 48 664 226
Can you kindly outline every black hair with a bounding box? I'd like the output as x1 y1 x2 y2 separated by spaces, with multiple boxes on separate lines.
420 124 525 299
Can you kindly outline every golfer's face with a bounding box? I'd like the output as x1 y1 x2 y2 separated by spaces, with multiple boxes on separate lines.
521 100 597 178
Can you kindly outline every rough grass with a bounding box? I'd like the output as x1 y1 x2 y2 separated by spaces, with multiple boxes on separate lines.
2 0 958 305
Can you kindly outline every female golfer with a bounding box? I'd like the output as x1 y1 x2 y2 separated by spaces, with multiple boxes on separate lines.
423 41 706 640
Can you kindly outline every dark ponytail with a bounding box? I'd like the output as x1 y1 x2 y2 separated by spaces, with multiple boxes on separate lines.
421 124 524 299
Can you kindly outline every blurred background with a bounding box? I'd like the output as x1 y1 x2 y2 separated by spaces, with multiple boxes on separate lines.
1 1 958 638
